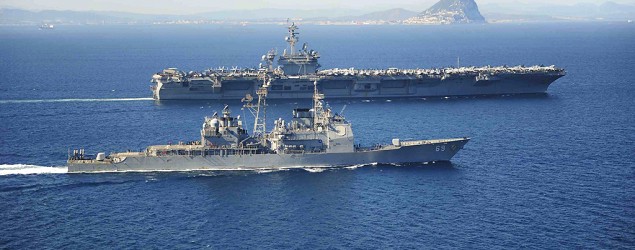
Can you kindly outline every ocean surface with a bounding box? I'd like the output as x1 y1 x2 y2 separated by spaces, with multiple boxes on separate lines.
0 23 634 248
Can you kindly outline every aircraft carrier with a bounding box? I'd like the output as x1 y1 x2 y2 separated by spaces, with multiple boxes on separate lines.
68 80 469 173
151 23 565 100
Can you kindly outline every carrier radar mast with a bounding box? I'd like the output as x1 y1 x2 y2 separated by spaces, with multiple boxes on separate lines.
285 22 299 56
278 22 320 75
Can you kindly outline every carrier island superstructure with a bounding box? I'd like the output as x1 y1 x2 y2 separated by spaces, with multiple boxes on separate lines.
68 77 469 173
151 23 565 100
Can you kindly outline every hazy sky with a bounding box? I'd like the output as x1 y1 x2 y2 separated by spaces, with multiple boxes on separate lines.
3 0 635 14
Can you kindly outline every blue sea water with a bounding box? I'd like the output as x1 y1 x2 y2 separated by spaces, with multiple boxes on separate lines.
0 23 634 248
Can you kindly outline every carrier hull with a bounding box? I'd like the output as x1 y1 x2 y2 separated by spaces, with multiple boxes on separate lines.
154 72 563 100
68 138 469 173
151 23 565 100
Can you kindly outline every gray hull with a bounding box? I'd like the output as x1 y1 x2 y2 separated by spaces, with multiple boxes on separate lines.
68 138 469 173
154 73 563 100
152 23 565 100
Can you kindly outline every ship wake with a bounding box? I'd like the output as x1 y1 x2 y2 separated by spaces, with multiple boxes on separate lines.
0 97 153 104
0 164 68 176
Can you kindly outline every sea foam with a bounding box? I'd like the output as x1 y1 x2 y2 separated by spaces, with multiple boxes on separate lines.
0 164 68 176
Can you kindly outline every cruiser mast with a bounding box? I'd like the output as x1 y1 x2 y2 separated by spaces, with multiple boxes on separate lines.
242 74 270 142
312 80 328 131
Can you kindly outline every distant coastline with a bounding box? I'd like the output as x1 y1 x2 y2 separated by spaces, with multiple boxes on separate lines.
1 1 634 26
1 18 633 27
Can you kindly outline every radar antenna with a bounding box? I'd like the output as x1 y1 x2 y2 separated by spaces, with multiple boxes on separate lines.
285 22 299 56
261 48 276 70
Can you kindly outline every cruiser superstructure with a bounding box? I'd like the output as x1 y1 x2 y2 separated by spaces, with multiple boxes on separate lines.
68 77 470 173
151 23 565 100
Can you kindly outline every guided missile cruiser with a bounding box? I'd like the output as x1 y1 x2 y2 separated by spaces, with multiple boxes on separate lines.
68 77 470 173
151 23 565 100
